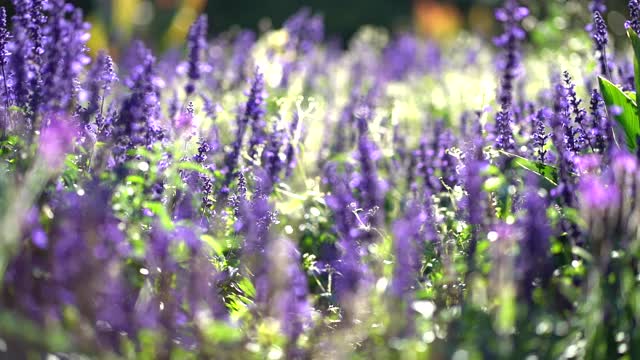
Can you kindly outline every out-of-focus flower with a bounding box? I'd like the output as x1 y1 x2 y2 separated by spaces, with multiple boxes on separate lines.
590 0 606 13
589 89 611 154
246 69 267 160
222 69 266 195
564 72 588 151
40 1 91 112
587 11 610 77
38 114 77 168
0 6 10 109
414 0 462 39
81 51 118 125
531 108 551 163
185 15 207 95
574 154 602 175
626 0 640 34
493 0 528 151
578 174 619 211
517 174 552 301
391 205 426 300
113 41 163 161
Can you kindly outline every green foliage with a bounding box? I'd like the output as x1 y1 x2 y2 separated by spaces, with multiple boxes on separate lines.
598 76 638 151
598 28 640 152
629 28 640 99
498 150 558 186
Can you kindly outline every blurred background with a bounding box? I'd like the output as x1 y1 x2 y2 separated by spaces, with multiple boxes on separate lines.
4 0 638 55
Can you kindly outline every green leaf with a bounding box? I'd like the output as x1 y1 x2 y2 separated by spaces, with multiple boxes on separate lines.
202 321 243 344
598 76 639 151
483 176 505 192
498 150 558 185
8 106 26 114
201 234 227 256
237 277 256 298
125 175 146 185
176 161 212 176
142 201 174 229
0 311 70 351
625 91 637 103
627 27 640 98
571 246 594 263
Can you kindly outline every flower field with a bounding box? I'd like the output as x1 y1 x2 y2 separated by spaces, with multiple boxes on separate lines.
1 0 640 358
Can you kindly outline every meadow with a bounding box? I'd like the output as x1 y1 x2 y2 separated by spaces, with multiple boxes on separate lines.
0 0 639 358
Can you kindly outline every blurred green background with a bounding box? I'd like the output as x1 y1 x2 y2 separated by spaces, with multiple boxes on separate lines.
4 0 638 55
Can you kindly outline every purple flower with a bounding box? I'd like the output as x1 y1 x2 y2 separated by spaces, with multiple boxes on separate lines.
270 239 311 357
229 171 247 216
2 185 129 335
391 205 426 299
10 0 47 118
41 1 91 112
193 137 211 164
262 124 288 186
382 34 418 81
463 159 488 228
280 8 324 85
578 175 619 211
284 112 301 178
611 150 638 174
237 176 274 266
627 0 640 34
550 83 581 244
222 69 266 192
246 69 268 159
185 15 207 95
38 114 77 168
517 175 552 301
551 81 580 156
590 0 606 13
324 164 371 303
588 11 610 77
531 108 551 163
589 89 611 154
493 0 528 150
31 228 47 249
113 42 163 160
353 129 385 238
564 71 588 151
494 0 527 111
495 109 515 151
574 154 602 175
285 8 324 56
0 6 11 112
227 30 255 86
81 51 117 125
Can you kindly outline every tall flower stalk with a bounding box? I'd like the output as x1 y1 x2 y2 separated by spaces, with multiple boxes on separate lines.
493 0 529 151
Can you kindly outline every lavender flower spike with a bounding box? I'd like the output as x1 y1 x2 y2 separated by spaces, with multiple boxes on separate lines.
0 7 10 113
493 0 528 150
186 15 208 95
517 174 552 302
627 0 640 34
221 69 266 195
246 69 267 160
589 11 610 78
82 51 118 125
590 0 606 13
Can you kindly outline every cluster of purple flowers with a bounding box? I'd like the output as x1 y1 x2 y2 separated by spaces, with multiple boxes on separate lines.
2 0 640 358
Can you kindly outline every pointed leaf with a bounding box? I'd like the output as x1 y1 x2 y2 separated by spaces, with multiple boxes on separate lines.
627 27 640 95
498 150 558 185
598 76 640 151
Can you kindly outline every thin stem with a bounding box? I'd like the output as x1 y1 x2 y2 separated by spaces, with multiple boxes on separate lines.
0 62 8 138
602 47 612 81
99 90 106 120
